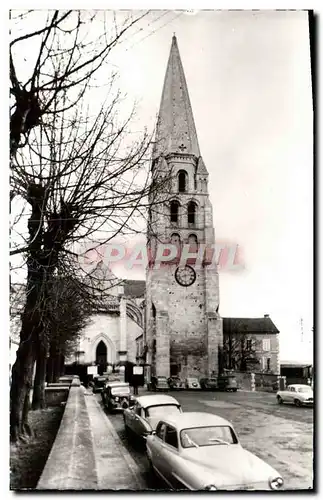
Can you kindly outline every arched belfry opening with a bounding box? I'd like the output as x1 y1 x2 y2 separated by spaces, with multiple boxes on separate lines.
178 170 187 192
96 340 107 375
170 200 180 223
187 201 197 225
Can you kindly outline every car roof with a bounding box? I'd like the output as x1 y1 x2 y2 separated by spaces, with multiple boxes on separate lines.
288 384 311 388
159 412 232 430
107 381 129 387
135 394 180 408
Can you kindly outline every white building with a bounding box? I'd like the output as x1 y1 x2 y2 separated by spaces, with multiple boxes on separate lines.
10 262 145 377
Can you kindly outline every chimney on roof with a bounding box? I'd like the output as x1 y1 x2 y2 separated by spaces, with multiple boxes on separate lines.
264 314 269 318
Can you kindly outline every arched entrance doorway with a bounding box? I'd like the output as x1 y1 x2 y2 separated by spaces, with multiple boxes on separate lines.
96 340 107 375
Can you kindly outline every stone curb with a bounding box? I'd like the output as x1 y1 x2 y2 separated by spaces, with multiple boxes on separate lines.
37 386 98 490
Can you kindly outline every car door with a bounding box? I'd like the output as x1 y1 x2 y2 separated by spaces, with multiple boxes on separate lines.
161 425 187 489
126 402 140 433
130 404 144 436
149 422 167 477
286 386 295 402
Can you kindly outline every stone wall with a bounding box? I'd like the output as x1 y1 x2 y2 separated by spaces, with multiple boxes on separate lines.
254 372 279 392
230 371 254 391
37 383 97 490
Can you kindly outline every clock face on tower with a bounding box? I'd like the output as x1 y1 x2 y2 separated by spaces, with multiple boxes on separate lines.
175 265 196 287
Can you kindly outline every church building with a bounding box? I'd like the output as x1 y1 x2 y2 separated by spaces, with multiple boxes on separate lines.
65 262 145 374
144 35 223 381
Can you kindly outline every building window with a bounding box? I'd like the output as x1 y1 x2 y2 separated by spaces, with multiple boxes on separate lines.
246 339 252 350
267 358 271 371
262 339 271 351
178 170 187 192
170 201 180 223
171 233 181 245
187 201 197 225
188 234 198 252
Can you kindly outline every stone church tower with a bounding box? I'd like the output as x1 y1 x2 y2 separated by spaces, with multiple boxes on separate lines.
145 35 223 380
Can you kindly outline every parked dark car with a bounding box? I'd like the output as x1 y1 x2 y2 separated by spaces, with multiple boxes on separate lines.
149 376 169 392
200 377 218 390
167 376 185 390
217 374 238 392
92 375 108 393
102 382 133 412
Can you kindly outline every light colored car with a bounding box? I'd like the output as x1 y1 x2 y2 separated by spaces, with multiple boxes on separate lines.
123 394 182 442
185 377 201 389
276 384 313 406
146 412 284 491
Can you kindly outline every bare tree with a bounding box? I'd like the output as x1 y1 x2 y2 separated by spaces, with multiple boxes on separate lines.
9 10 175 443
222 322 260 372
9 10 149 159
31 268 95 410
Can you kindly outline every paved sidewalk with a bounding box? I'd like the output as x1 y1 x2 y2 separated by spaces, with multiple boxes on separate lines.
84 392 146 490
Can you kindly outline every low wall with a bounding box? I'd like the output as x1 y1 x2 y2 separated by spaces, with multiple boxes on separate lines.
45 386 69 407
255 372 279 392
37 384 97 490
230 371 279 392
230 371 253 391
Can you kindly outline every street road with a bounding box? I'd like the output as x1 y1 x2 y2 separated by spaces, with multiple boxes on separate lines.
98 389 314 491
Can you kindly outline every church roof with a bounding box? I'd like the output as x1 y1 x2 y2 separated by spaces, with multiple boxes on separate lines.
122 280 145 298
153 35 201 159
223 317 279 335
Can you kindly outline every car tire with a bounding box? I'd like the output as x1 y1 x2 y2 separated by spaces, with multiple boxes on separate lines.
294 399 302 407
277 396 283 404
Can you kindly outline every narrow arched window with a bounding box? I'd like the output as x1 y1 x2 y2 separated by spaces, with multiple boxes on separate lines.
170 201 180 223
171 233 181 260
152 303 156 318
171 233 181 246
178 170 187 192
187 201 197 225
188 234 198 252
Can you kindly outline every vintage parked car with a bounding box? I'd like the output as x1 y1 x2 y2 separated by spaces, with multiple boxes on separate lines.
123 394 182 442
276 384 313 406
185 377 201 389
200 377 218 391
217 374 238 392
102 381 133 412
146 412 284 491
149 376 169 391
168 376 185 390
92 375 108 393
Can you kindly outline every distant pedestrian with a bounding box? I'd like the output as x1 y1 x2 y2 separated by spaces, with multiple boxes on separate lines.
133 383 139 395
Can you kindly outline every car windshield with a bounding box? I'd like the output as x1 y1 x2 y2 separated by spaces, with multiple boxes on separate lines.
111 386 130 395
297 387 312 393
146 404 180 418
180 426 237 448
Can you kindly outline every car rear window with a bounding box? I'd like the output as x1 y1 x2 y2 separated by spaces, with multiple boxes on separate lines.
146 404 180 418
111 386 130 395
180 426 238 448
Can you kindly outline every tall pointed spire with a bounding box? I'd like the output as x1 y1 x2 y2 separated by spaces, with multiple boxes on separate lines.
153 35 201 160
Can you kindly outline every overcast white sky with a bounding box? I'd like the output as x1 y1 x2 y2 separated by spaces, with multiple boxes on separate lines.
9 10 313 362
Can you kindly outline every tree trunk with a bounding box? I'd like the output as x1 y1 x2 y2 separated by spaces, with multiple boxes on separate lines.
10 337 35 442
46 356 54 384
32 343 47 410
228 335 233 370
53 352 61 382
